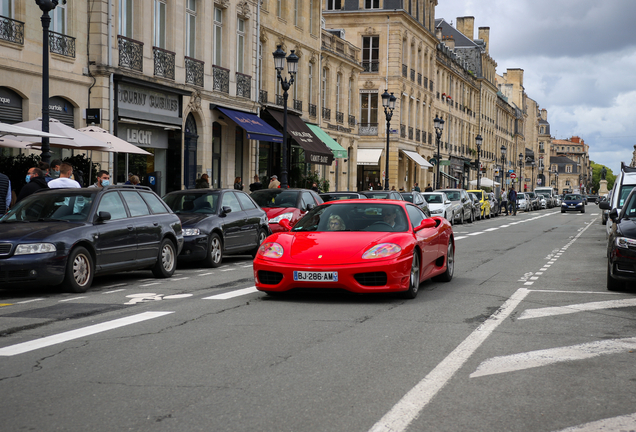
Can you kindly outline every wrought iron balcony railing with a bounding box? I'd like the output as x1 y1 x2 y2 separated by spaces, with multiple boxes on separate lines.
322 107 331 120
402 64 407 77
293 99 302 111
400 124 406 138
236 73 251 98
275 94 284 106
362 61 379 72
408 127 413 140
49 31 75 58
336 111 344 124
309 103 317 117
153 47 175 80
213 65 230 93
348 115 356 127
185 56 204 87
0 15 24 45
118 35 143 72
359 123 378 136
259 90 268 104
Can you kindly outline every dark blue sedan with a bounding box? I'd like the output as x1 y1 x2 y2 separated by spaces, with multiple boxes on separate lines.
561 193 585 213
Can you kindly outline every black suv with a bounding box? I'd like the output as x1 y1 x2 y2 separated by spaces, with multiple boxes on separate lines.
605 187 636 290
0 185 183 292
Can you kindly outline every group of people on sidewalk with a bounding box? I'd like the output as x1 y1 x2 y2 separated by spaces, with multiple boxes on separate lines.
499 186 518 216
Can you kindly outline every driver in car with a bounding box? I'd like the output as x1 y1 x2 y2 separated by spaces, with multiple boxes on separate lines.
328 215 346 231
383 207 397 227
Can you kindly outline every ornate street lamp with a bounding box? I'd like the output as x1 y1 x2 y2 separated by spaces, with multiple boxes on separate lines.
500 144 507 188
530 160 536 191
381 90 397 190
475 134 483 189
35 0 59 165
518 152 524 189
434 115 445 189
272 45 298 189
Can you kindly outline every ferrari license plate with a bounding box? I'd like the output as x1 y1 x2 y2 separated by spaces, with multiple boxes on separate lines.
293 271 338 282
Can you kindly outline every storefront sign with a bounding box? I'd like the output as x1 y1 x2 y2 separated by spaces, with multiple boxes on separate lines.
118 84 180 118
117 123 168 149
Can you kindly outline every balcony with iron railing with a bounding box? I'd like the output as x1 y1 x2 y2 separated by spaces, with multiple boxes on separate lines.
402 64 408 78
408 127 413 140
236 73 251 98
309 103 317 117
213 65 229 93
0 15 24 45
400 124 406 138
416 129 421 142
293 99 302 111
348 115 356 127
185 57 204 87
49 31 75 58
417 73 422 86
362 60 379 72
336 111 344 124
322 107 331 120
321 29 361 64
359 123 378 136
118 35 143 72
259 90 268 104
154 47 175 80
410 69 415 82
275 94 284 106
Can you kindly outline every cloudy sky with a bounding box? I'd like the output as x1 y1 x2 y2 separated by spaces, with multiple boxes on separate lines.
435 0 636 174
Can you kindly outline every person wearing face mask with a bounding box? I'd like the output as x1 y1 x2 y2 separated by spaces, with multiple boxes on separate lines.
49 159 62 180
16 167 49 203
90 170 111 188
48 163 81 189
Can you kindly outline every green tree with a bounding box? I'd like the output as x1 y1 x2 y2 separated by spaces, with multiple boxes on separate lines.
590 161 616 193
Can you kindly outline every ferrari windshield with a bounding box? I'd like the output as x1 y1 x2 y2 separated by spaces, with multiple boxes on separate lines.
2 191 95 222
292 203 408 233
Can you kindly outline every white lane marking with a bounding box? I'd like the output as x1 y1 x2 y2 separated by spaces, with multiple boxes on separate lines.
17 298 45 304
59 297 86 302
484 228 499 232
163 294 193 299
137 279 154 282
519 298 636 320
203 286 259 300
0 311 174 356
524 282 534 286
553 412 636 432
367 288 530 432
470 337 636 378
198 272 214 276
468 232 484 236
241 264 253 268
220 268 235 272
500 225 510 228
103 289 126 294
540 268 548 271
454 236 468 240
104 283 127 289
529 290 617 295
140 282 162 287
529 276 539 280
534 272 543 275
590 213 599 216
170 277 190 281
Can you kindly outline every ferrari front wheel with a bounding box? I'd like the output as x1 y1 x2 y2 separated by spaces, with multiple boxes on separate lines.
401 252 420 299
434 240 454 282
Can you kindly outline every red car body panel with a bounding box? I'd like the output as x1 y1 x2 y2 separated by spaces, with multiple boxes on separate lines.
254 200 453 294
263 207 305 233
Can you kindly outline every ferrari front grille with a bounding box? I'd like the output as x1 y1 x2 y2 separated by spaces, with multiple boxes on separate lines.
354 272 388 286
258 270 283 285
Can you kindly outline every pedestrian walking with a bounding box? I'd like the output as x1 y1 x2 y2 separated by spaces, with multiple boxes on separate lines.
0 171 11 214
508 186 517 215
16 167 49 203
268 175 280 189
195 173 210 189
500 189 508 215
249 175 262 192
49 159 62 180
233 176 243 190
311 182 319 192
424 183 433 192
90 170 111 188
412 182 421 192
48 163 81 189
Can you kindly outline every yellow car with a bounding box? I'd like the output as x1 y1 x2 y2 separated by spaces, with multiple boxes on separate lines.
467 189 491 219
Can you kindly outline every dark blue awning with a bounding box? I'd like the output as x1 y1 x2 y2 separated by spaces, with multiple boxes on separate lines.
216 107 283 143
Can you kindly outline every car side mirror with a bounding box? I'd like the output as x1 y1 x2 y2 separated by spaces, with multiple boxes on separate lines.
306 203 315 211
609 208 619 222
221 206 232 215
414 218 437 232
97 211 111 222
279 219 292 232
599 201 610 210
445 200 451 205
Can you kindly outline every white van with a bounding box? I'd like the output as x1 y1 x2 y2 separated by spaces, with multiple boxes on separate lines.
534 187 557 208
600 163 636 234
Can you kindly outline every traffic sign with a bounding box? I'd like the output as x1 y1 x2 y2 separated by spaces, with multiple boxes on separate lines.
510 173 517 179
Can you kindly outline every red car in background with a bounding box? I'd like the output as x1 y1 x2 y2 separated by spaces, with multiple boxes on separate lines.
254 199 454 299
250 188 324 233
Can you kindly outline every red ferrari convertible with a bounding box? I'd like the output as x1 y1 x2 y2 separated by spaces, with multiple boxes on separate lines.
253 200 454 298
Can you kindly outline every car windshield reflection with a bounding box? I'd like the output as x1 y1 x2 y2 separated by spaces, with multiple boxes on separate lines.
251 189 299 208
1 192 95 223
164 192 219 214
292 203 409 233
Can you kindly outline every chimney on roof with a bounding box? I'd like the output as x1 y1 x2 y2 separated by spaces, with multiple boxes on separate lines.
541 108 548 121
456 16 474 39
443 35 455 50
436 26 442 40
478 27 490 53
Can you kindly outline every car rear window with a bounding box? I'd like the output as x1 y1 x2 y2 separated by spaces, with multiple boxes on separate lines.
121 191 150 217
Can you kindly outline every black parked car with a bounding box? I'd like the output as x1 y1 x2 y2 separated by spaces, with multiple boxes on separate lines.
319 192 368 202
163 189 270 267
399 191 431 217
605 188 636 291
360 190 404 200
0 186 183 292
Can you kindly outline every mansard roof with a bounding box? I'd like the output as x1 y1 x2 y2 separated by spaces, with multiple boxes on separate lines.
434 18 479 49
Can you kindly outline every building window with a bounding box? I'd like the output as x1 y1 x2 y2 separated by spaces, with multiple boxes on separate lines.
322 68 328 108
362 36 379 72
154 0 166 49
277 0 281 18
326 0 341 10
360 92 378 125
539 141 544 152
52 0 67 34
336 73 341 114
309 0 313 33
348 78 352 115
294 0 299 26
0 0 13 18
119 0 133 37
365 0 380 9
293 62 299 101
566 165 572 173
213 7 222 65
236 18 245 73
186 0 196 58
258 42 263 89
308 62 313 104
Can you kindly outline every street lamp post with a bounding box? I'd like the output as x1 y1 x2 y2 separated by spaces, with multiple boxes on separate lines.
475 134 482 189
530 160 535 191
518 153 524 190
272 45 298 189
500 145 507 189
434 116 445 189
35 0 59 165
381 90 397 190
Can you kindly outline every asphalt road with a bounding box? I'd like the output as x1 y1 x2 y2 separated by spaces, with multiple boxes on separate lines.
1 206 635 432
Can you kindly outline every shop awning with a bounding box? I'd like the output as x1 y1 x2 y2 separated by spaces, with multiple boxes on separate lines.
401 150 433 168
441 171 459 182
305 123 348 158
266 110 334 165
357 148 383 165
217 107 283 143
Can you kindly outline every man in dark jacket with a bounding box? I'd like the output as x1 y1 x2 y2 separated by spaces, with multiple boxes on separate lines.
17 167 49 203
508 187 517 216
249 175 262 192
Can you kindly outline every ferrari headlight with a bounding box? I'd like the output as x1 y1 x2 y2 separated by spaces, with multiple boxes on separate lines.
182 228 201 236
362 243 402 259
258 242 284 258
15 243 56 255
269 212 294 224
616 237 636 249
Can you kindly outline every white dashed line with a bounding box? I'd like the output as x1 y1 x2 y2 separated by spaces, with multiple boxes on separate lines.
454 236 468 240
17 298 45 304
103 289 126 294
203 286 259 299
170 277 190 281
59 297 86 302
198 272 214 276
468 232 484 236
140 282 162 287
